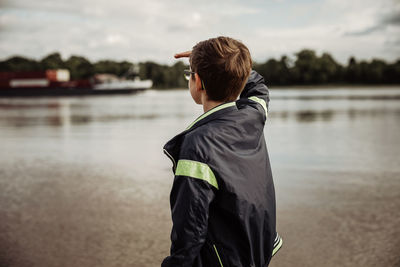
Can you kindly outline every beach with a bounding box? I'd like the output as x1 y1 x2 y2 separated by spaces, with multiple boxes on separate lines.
271 169 400 267
1 162 399 266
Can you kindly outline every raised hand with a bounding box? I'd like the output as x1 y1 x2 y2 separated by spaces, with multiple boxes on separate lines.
174 51 191 59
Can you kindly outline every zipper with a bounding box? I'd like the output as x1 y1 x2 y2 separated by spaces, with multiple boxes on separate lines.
163 148 177 171
213 244 224 267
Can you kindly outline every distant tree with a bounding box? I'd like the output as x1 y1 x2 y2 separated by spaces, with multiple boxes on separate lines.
65 55 94 79
165 61 187 88
1 50 399 86
358 61 370 84
253 55 292 85
118 61 135 77
366 59 386 83
292 49 320 84
318 53 340 83
40 52 65 70
278 55 292 84
0 56 41 72
256 59 280 85
137 61 188 88
138 61 166 88
94 60 120 76
345 57 361 83
384 60 400 84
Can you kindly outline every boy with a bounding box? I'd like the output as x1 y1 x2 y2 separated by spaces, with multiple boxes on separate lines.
162 37 282 267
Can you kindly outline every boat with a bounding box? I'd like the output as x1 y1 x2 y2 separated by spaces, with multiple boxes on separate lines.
92 73 152 93
0 69 152 97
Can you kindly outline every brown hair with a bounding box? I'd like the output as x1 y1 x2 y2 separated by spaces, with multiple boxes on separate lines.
190 36 252 102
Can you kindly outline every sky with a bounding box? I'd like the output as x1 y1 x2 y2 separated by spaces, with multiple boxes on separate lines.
0 0 399 64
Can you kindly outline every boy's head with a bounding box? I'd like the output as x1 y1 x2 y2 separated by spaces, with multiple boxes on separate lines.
189 36 252 102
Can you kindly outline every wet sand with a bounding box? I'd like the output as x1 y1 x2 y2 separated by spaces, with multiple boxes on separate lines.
1 160 399 267
271 168 400 267
0 160 172 267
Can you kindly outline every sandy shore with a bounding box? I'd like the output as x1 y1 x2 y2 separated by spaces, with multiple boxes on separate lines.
0 161 399 267
271 168 400 267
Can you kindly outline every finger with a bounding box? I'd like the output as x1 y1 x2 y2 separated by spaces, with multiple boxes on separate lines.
174 52 191 58
174 51 192 58
174 51 191 58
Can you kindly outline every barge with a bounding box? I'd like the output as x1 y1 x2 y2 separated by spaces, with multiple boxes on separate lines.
0 69 152 97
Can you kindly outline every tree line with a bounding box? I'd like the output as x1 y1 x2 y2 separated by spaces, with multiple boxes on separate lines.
0 50 399 88
254 50 400 85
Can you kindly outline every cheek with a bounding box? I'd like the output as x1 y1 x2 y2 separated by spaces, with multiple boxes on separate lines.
189 86 198 103
189 81 201 104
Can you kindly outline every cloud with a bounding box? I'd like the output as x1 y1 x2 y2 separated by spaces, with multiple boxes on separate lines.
340 2 400 60
0 0 399 64
344 10 400 36
344 25 384 36
0 0 257 61
381 12 400 26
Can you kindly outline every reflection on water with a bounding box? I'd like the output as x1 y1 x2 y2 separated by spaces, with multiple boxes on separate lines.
295 110 334 122
271 108 400 122
3 107 400 126
267 110 336 122
0 88 400 127
1 88 399 173
273 94 400 100
1 114 161 127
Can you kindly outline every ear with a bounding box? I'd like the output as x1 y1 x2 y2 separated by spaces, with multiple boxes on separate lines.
194 73 204 92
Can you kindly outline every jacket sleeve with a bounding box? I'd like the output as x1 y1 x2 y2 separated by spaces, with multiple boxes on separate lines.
161 158 217 267
239 70 270 116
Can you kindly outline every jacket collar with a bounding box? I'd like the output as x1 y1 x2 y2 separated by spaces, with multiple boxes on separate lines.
163 101 237 171
185 101 237 131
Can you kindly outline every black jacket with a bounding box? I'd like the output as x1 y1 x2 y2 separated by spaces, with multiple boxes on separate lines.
162 71 282 267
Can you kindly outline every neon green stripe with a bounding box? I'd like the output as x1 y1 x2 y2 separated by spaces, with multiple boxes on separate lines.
272 237 283 256
186 102 236 130
249 96 268 117
213 244 224 267
175 160 219 189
